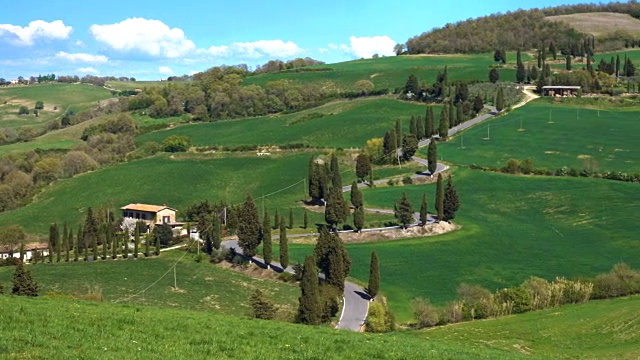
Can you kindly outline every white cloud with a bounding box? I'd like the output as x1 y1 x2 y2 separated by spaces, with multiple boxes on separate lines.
158 66 173 75
90 18 196 58
77 67 98 74
56 51 108 63
0 20 72 46
202 39 302 59
333 35 396 59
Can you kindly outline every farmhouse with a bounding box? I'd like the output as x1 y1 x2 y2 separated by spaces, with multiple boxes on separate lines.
0 242 49 261
120 203 183 229
542 85 581 97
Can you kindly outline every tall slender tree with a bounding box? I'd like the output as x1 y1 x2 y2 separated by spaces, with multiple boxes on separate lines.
368 251 380 299
288 208 294 229
134 225 140 258
314 228 351 291
48 223 57 263
355 154 371 182
237 194 262 257
144 233 150 257
395 119 402 151
54 223 61 262
435 173 444 222
273 208 279 230
303 209 309 229
63 223 70 262
416 116 425 140
101 227 107 260
566 56 572 71
84 208 99 261
394 192 414 228
443 174 461 222
122 233 128 259
495 87 505 112
426 106 435 138
419 193 428 226
354 207 365 232
279 217 289 269
112 232 118 259
438 105 449 139
74 226 80 262
263 210 272 266
297 255 321 325
427 140 438 175
350 181 363 209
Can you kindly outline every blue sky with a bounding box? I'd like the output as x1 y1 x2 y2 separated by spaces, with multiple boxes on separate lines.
0 0 593 80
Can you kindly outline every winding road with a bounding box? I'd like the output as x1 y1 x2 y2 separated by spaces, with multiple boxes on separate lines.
221 95 538 331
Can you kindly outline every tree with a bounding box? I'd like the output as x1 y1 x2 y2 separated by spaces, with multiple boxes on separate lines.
122 232 129 259
516 50 526 83
566 56 572 71
438 105 449 139
394 43 405 56
74 226 80 262
427 139 438 175
162 135 191 152
616 55 621 78
426 106 435 138
273 208 279 230
353 207 365 232
383 129 397 162
401 134 418 161
489 68 500 83
63 223 70 262
314 228 351 291
495 87 505 112
279 217 289 269
250 289 276 320
443 174 460 222
0 225 26 258
625 58 636 77
297 255 321 325
288 208 294 229
493 49 504 64
303 209 309 229
355 154 371 182
404 74 420 97
12 262 38 296
350 181 363 209
394 192 414 228
395 119 402 151
112 232 119 259
263 210 272 265
435 174 444 222
48 223 59 263
144 234 150 257
329 154 342 190
325 187 348 231
18 106 29 115
35 100 44 110
549 41 557 60
473 95 484 114
237 194 262 257
153 223 173 247
83 208 99 260
133 225 140 258
419 193 428 226
368 251 380 299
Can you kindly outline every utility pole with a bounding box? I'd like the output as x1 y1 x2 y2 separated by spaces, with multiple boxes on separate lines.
173 265 177 289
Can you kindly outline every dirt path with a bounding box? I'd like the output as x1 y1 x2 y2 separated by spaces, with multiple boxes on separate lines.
512 85 539 109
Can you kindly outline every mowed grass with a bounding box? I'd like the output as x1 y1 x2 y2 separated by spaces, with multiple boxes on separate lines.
0 296 532 360
244 53 529 91
137 98 435 149
422 99 640 173
0 152 398 235
289 168 640 321
424 295 640 359
0 250 299 316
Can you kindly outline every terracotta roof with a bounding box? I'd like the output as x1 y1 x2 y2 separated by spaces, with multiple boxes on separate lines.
120 203 177 213
0 242 48 253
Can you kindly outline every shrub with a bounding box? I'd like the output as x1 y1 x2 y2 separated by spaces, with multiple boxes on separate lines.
457 283 495 320
592 263 640 299
366 300 395 333
210 247 231 264
555 277 593 304
412 297 440 328
402 176 413 185
494 286 531 314
162 135 192 152
11 262 38 297
442 301 464 324
250 289 276 320
319 285 341 323
277 272 296 283
292 263 304 281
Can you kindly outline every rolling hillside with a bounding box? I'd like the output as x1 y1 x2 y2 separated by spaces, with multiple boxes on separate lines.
547 12 640 37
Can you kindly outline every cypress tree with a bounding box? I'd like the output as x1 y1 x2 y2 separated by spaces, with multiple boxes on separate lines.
308 155 317 201
297 255 321 325
19 243 25 262
394 192 414 228
155 235 160 256
350 181 363 209
438 105 449 139
237 194 262 257
448 101 455 128
330 154 342 190
489 68 500 83
122 233 128 259
63 223 69 262
456 102 464 125
495 87 505 112
212 214 222 250
435 173 444 222
416 116 425 140
288 208 294 229
616 55 621 78
279 217 289 269
12 262 39 296
101 227 107 260
443 174 461 222
134 226 140 258
427 140 438 175
273 209 279 230
354 207 365 232
263 210 272 265
83 235 89 261
426 106 435 138
303 209 309 229
368 251 380 299
355 154 371 182
54 223 61 262
549 41 557 60
411 116 418 137
48 223 57 263
473 95 484 114
516 50 526 83
314 228 350 291
112 232 118 259
395 119 402 151
144 234 150 257
73 228 78 262
325 187 347 230
84 207 99 261
566 56 572 71
419 193 428 226
368 171 374 188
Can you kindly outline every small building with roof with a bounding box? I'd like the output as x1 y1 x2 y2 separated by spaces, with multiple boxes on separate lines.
542 85 581 97
120 203 182 229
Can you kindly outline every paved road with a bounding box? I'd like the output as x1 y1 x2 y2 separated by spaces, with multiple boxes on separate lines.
221 239 368 331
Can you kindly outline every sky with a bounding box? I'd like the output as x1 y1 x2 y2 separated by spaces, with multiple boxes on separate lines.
0 0 596 80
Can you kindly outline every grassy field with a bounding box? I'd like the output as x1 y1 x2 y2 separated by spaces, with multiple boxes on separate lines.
0 250 299 316
0 152 401 235
136 98 435 149
244 53 529 91
421 99 640 173
546 12 640 37
0 84 113 131
0 296 532 360
424 295 640 359
288 168 640 321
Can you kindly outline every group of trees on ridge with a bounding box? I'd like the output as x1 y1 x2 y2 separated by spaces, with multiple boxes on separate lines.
403 2 640 54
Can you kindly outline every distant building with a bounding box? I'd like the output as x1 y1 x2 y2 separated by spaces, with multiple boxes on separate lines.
0 242 49 261
120 203 182 229
542 86 581 97
10 79 19 85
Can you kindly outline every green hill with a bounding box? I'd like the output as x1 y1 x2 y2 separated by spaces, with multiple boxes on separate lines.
0 294 636 359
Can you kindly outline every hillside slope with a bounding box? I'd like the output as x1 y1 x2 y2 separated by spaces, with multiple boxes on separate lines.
547 12 640 37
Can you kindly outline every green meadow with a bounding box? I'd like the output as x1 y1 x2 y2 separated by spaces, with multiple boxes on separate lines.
0 152 403 235
136 98 435 149
244 52 529 91
289 168 640 321
0 250 299 316
423 99 640 173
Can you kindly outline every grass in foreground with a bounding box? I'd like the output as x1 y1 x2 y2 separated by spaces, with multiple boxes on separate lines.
424 295 640 359
0 249 299 317
0 295 532 360
290 168 640 321
425 99 640 173
136 98 434 149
